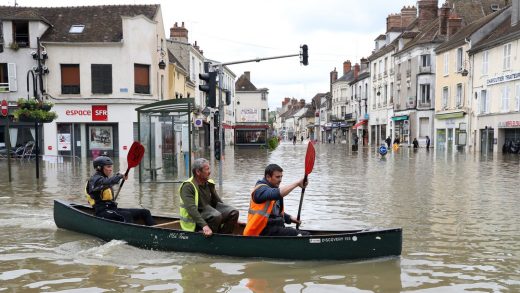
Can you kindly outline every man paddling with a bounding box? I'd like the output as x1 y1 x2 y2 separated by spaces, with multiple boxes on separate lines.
85 156 154 225
179 158 239 237
243 164 310 236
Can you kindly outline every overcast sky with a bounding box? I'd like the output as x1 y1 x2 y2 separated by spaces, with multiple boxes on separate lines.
9 0 418 109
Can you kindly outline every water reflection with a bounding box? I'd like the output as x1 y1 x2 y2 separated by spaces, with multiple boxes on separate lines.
0 143 519 291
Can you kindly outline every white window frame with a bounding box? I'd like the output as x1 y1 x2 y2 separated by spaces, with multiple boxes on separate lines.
502 85 510 112
480 90 488 114
503 43 512 70
443 52 449 76
442 86 449 109
456 48 463 72
456 83 463 107
482 51 489 75
420 84 431 104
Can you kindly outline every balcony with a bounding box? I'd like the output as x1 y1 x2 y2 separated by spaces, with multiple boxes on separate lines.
419 65 431 73
344 113 353 120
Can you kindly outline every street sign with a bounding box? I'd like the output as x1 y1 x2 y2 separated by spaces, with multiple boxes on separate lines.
1 99 7 116
379 145 388 156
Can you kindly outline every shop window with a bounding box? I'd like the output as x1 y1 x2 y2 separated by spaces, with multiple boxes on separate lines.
134 64 150 94
61 64 80 94
91 64 112 94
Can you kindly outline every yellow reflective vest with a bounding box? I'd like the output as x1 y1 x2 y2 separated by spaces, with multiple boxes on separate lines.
179 177 216 231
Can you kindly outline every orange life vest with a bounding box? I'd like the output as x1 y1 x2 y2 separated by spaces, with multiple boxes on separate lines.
243 184 278 236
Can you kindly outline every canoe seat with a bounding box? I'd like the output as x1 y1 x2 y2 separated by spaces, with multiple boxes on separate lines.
154 220 181 230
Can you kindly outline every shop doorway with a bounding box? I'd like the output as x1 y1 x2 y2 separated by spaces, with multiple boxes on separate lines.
480 127 494 155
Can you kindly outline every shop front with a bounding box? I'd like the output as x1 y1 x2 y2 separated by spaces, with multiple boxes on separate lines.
43 104 138 158
498 119 520 154
434 111 467 152
392 115 409 145
234 123 269 147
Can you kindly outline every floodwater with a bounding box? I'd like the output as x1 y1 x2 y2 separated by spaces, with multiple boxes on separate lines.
0 142 519 292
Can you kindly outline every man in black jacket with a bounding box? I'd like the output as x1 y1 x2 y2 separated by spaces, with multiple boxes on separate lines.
85 156 154 225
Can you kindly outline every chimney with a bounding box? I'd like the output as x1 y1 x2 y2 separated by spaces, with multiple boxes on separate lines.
439 2 450 35
343 60 352 75
330 68 338 83
170 22 189 42
299 99 306 109
282 97 290 106
360 58 369 71
244 71 251 80
447 14 463 38
354 63 360 79
401 6 418 28
513 0 520 26
387 13 402 32
418 0 439 28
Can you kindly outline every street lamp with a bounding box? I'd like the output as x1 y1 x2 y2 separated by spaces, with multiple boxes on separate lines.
26 37 49 179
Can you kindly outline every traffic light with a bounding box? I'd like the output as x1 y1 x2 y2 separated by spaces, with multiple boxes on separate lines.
214 110 220 127
199 71 217 108
300 44 308 66
224 90 231 105
214 140 221 161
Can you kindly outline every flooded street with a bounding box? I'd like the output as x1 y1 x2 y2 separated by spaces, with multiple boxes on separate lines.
1 143 519 292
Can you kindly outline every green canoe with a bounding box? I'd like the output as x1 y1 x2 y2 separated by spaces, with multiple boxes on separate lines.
53 199 402 260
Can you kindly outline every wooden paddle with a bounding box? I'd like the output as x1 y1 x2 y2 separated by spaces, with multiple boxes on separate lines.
114 141 145 201
296 141 316 230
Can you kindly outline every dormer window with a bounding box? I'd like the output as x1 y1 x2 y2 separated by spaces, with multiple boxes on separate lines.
12 21 29 47
490 4 499 12
69 25 85 34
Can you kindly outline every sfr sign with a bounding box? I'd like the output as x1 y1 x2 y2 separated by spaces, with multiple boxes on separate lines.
92 105 108 121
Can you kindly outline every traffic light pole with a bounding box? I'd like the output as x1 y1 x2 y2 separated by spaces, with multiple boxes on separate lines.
217 64 224 186
209 45 308 185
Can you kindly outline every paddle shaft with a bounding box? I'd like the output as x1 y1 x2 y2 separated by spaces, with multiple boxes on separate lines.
113 168 130 201
295 174 308 230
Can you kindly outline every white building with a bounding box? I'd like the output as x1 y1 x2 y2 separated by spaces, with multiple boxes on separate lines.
234 71 269 147
1 5 167 159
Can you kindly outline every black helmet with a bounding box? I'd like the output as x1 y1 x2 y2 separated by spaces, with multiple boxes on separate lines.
93 156 113 170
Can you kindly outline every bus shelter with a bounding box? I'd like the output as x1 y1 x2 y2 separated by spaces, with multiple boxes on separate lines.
136 98 195 183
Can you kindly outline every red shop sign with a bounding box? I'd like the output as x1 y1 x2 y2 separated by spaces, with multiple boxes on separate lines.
92 105 108 121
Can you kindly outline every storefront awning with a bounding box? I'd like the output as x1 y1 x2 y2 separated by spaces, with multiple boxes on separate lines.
435 111 465 120
353 120 367 129
391 115 409 121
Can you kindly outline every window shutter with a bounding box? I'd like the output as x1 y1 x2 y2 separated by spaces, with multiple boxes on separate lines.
8 63 17 92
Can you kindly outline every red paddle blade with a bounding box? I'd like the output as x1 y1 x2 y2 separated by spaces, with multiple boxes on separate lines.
305 141 315 175
127 141 145 169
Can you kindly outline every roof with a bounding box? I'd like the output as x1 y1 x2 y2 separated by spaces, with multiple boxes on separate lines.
349 71 370 85
396 0 509 55
368 41 397 61
168 50 187 72
235 74 257 91
334 70 355 84
135 98 195 113
470 14 520 53
435 8 505 54
0 5 159 43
